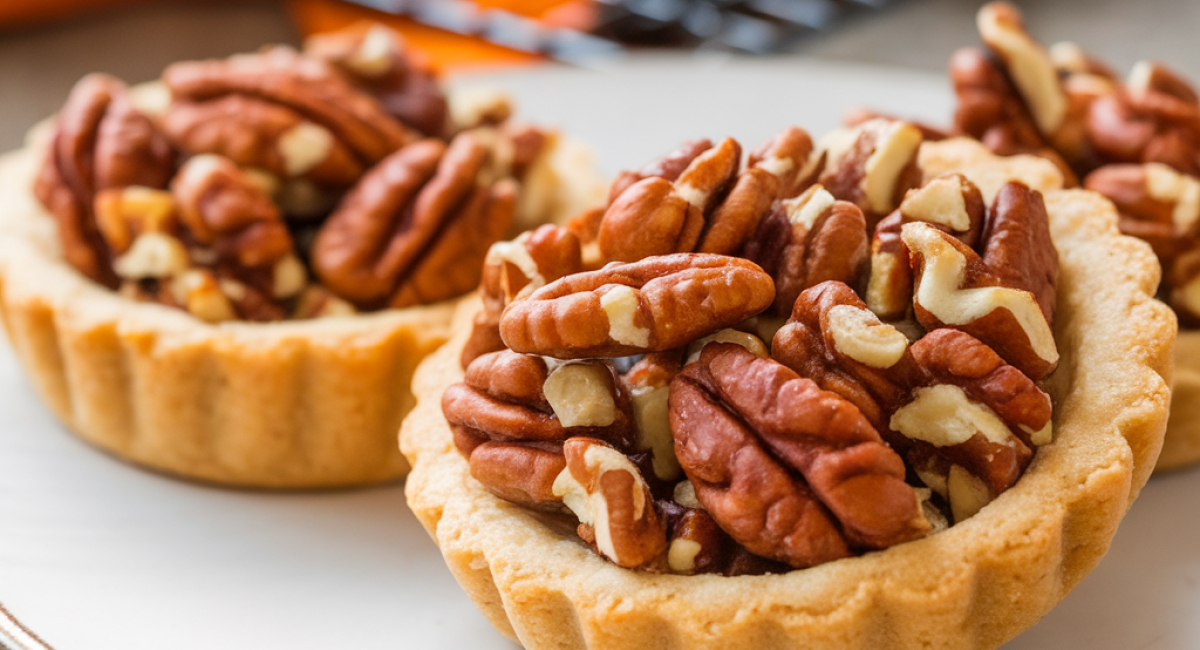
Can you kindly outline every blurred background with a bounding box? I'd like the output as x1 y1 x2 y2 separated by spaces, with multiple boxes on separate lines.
0 0 1197 151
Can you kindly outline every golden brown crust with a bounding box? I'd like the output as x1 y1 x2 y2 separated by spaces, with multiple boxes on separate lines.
0 129 454 488
401 145 1174 649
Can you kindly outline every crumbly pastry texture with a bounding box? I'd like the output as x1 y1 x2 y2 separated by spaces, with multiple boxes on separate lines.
401 141 1174 650
0 131 455 487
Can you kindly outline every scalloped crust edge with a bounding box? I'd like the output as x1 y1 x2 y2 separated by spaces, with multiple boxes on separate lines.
401 143 1175 650
0 132 458 488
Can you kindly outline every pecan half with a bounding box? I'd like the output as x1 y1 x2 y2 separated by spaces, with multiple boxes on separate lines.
598 129 812 262
605 138 712 207
866 173 986 319
891 328 1051 522
741 184 869 317
34 73 176 287
172 154 294 270
903 182 1059 379
552 437 669 569
1085 162 1200 320
1087 61 1200 176
311 132 517 309
670 343 929 566
162 46 418 189
814 118 924 226
499 253 775 359
443 350 636 456
305 22 448 138
461 224 584 367
772 281 913 433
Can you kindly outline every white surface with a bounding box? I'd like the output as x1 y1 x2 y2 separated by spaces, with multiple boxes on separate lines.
1 57 1198 650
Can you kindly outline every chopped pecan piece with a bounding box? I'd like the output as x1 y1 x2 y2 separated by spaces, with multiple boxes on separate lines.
670 343 929 566
311 132 517 309
553 437 669 569
903 182 1059 379
741 184 869 318
867 173 986 319
891 329 1051 522
814 118 924 226
34 73 177 287
304 22 448 138
93 187 189 281
657 485 788 576
499 253 775 359
162 46 418 189
622 351 686 483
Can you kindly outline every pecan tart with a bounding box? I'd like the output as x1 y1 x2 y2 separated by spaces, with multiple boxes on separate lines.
0 23 605 488
401 127 1172 649
862 2 1200 469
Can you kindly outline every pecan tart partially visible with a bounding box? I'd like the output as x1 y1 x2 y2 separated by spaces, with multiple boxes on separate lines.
0 23 606 487
870 2 1200 469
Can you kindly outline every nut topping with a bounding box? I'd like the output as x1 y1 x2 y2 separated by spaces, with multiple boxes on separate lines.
814 118 924 225
741 184 869 317
773 281 912 432
312 132 517 309
172 154 294 271
162 46 418 187
461 224 584 367
598 129 814 262
499 253 775 359
670 343 929 566
553 437 668 568
903 182 1059 379
892 328 1051 522
304 22 448 138
35 73 177 287
443 350 635 456
866 174 987 320
977 3 1067 139
1085 162 1200 320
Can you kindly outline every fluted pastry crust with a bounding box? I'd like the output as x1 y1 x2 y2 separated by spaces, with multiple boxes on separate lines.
401 142 1174 650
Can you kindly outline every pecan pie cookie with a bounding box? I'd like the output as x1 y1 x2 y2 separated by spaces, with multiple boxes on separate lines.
401 129 1172 649
0 23 605 487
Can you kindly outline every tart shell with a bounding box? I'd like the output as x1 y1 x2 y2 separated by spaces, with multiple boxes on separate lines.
0 131 455 488
401 143 1175 650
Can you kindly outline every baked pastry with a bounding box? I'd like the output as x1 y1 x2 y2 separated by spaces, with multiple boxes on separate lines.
0 23 604 488
935 2 1200 469
401 127 1173 648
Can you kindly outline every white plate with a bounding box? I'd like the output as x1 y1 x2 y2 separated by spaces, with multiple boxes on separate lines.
1 57 1198 650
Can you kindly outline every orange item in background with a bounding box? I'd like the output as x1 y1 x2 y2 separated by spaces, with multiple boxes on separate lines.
0 0 143 28
288 0 589 73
